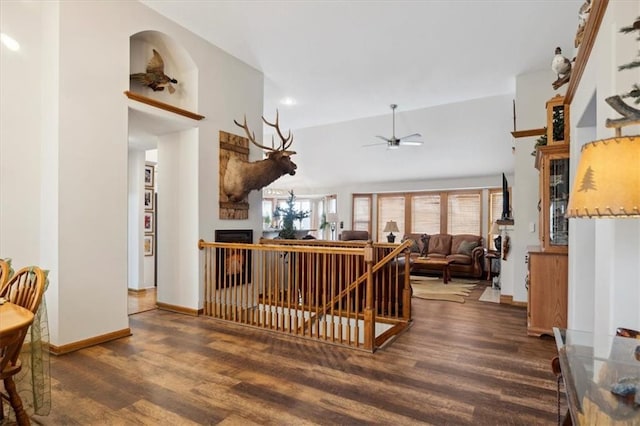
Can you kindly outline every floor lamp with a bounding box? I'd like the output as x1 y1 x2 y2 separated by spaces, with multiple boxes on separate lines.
326 213 338 240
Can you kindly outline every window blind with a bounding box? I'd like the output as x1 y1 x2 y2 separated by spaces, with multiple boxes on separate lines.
352 194 372 233
378 195 405 242
447 193 481 235
411 194 441 234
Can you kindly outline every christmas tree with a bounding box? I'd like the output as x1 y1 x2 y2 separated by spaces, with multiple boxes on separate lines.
274 190 310 239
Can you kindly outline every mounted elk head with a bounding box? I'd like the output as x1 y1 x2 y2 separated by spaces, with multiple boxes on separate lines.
223 111 297 202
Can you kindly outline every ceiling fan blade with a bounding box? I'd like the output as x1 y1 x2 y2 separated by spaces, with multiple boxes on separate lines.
398 132 422 140
362 141 388 147
375 135 391 142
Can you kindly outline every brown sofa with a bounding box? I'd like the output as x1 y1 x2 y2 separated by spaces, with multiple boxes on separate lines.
339 230 369 241
403 233 485 279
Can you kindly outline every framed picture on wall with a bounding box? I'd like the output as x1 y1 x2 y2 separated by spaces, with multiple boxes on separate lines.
144 188 154 211
144 164 155 188
144 212 154 233
143 235 154 256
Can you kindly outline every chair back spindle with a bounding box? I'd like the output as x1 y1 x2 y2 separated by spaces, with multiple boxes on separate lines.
0 267 46 314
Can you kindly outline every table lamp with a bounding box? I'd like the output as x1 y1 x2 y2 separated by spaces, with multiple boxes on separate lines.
383 220 399 243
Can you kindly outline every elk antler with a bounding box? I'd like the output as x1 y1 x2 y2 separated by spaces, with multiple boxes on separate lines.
233 115 279 152
262 110 294 151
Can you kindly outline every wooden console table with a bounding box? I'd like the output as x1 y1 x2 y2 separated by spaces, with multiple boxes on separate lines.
553 328 640 425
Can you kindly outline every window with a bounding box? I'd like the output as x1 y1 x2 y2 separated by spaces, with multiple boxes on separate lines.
352 194 372 234
377 195 405 242
447 192 481 235
326 194 337 214
411 194 441 234
354 189 487 243
262 199 274 229
270 197 313 230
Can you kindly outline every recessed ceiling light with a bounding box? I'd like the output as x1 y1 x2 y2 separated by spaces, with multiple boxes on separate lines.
280 97 297 106
0 33 20 51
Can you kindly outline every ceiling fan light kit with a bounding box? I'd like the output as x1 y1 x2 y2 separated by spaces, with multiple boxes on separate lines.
366 104 423 150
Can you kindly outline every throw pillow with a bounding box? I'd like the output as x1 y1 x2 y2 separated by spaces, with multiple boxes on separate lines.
458 240 478 256
401 235 421 253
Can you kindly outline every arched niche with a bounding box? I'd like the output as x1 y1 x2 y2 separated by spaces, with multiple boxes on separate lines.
129 30 198 112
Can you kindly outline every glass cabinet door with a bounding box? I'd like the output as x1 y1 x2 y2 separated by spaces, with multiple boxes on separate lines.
548 157 569 246
537 144 570 253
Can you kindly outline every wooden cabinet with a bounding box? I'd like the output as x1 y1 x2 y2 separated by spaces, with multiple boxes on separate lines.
536 145 570 253
545 94 570 145
527 248 568 336
527 96 570 337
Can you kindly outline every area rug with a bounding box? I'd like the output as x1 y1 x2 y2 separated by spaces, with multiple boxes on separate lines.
410 276 477 303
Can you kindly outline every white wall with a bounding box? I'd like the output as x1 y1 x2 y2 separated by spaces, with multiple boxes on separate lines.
128 150 145 290
288 95 515 243
509 70 560 302
0 2 45 268
1 0 263 348
569 1 640 334
278 95 515 194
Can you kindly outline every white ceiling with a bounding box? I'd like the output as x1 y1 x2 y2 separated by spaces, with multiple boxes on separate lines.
135 0 582 189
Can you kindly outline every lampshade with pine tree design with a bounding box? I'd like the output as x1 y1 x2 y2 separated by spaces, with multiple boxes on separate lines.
566 136 640 217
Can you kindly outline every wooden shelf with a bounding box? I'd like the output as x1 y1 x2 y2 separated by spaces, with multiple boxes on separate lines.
124 91 205 121
565 0 609 105
497 219 514 226
511 128 546 139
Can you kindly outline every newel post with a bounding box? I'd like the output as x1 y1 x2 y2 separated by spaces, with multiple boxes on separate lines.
403 245 412 320
363 242 375 352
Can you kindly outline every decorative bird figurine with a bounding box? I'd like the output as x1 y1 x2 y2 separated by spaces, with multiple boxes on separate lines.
551 47 572 80
551 47 572 90
130 49 178 94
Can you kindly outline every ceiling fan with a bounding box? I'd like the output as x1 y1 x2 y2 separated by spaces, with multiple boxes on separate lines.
364 104 423 149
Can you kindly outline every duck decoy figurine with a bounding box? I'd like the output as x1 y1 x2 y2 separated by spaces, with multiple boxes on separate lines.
130 49 178 94
552 47 571 80
551 47 572 89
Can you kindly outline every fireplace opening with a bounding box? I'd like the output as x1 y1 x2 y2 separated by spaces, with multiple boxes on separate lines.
215 229 253 288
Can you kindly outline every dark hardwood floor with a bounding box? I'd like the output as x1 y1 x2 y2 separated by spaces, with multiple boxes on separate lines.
29 283 564 425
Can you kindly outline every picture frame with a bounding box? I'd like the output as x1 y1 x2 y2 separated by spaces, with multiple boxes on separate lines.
143 235 154 256
144 188 154 211
144 212 154 233
144 164 155 188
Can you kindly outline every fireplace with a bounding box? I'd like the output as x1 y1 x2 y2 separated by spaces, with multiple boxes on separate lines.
215 229 253 288
215 229 253 244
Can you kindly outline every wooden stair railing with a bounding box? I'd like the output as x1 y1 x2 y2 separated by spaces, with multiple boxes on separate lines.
199 239 412 351
299 241 411 340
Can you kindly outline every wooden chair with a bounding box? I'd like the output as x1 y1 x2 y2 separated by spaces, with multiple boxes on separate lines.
0 266 46 425
0 266 46 314
0 259 13 294
0 315 34 426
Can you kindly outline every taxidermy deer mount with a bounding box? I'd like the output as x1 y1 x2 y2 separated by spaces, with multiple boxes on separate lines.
223 111 297 202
